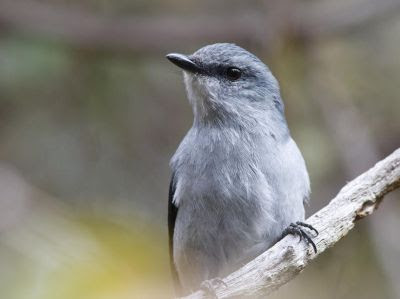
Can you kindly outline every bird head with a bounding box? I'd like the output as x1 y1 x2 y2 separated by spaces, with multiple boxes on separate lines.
167 43 285 128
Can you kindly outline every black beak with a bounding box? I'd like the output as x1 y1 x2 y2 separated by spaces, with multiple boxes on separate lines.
166 53 202 74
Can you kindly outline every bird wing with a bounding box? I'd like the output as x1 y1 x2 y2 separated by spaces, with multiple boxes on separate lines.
168 172 182 294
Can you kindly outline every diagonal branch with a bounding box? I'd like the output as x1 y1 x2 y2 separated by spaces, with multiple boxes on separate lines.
182 148 400 299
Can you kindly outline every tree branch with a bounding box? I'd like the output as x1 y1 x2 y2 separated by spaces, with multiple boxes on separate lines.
182 148 400 299
295 0 400 38
0 0 400 54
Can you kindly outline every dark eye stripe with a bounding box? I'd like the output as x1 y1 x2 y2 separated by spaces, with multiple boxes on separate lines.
198 62 248 80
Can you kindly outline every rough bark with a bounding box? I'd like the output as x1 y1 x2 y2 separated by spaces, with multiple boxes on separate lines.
182 148 400 299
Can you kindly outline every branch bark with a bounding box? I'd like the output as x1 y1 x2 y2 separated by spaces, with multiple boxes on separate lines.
182 148 400 299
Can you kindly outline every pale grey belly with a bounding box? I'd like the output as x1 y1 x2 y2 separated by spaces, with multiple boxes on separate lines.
173 190 304 292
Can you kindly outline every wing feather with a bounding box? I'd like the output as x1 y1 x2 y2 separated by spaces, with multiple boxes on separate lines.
168 173 182 294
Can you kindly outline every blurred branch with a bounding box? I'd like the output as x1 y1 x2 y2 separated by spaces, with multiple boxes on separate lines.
295 0 400 38
0 0 266 54
0 0 400 54
182 148 400 299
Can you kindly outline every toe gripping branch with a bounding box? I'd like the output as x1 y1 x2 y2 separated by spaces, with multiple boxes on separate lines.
282 221 319 253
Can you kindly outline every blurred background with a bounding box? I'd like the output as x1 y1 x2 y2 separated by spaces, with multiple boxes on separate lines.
0 0 399 298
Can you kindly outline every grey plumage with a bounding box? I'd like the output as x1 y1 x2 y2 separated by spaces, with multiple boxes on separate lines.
167 43 310 295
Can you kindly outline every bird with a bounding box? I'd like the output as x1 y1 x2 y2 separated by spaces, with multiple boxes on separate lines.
166 43 317 297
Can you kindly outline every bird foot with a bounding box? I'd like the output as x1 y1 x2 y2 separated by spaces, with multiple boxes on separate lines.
200 278 227 299
281 221 319 253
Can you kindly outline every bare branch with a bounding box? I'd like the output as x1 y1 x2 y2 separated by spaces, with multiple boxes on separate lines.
182 148 400 299
0 0 400 54
0 0 267 54
296 0 400 38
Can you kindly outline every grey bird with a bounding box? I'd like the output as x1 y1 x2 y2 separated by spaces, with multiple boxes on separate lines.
166 43 317 296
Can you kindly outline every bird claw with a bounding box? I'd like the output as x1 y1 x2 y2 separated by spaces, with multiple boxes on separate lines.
296 221 319 237
200 278 227 299
282 222 319 253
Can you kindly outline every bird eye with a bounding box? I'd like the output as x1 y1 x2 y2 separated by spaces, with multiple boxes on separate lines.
226 67 241 81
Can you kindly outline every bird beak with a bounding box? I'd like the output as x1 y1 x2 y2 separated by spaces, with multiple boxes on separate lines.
166 53 202 74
